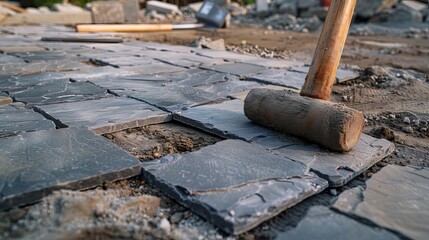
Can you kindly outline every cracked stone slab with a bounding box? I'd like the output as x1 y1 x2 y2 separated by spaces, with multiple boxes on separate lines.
290 66 359 83
246 69 306 89
154 52 226 68
9 80 109 106
173 99 275 141
0 93 12 106
37 97 171 134
116 86 223 112
141 139 328 234
174 99 394 186
202 63 267 77
276 206 400 240
0 105 55 138
333 165 429 240
0 127 141 210
254 133 395 187
89 55 156 68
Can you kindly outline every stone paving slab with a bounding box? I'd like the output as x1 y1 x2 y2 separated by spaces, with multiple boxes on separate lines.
195 80 264 97
9 80 109 106
116 86 223 112
202 63 267 77
0 54 25 63
0 105 55 138
174 99 395 187
37 97 171 134
290 66 360 83
174 99 274 141
141 139 328 234
10 51 88 63
0 127 141 210
333 165 429 240
276 206 400 240
246 69 306 89
0 60 90 76
89 55 157 68
154 52 226 68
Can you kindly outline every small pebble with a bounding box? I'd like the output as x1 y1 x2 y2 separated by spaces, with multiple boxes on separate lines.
229 210 235 216
403 117 411 124
389 114 396 119
158 218 171 232
413 119 420 126
329 189 338 196
402 126 413 133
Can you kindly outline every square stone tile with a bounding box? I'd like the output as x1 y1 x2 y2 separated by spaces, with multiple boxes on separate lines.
0 127 141 210
9 80 109 106
173 99 274 141
202 63 267 77
141 139 328 234
116 86 223 112
174 99 395 187
37 97 171 134
276 206 400 240
333 165 429 240
0 105 55 138
246 69 306 89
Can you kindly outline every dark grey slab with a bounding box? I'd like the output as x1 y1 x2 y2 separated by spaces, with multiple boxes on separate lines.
195 79 264 97
154 52 226 68
333 165 429 240
0 60 90 76
142 139 328 234
116 86 223 112
37 97 171 134
90 55 157 68
10 51 87 62
246 69 306 89
276 206 399 240
0 127 141 210
202 63 267 77
173 99 275 141
9 80 109 106
174 99 395 187
0 105 55 138
0 54 25 63
255 134 395 187
0 73 70 91
290 66 359 83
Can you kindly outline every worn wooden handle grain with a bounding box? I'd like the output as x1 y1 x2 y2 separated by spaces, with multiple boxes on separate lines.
300 0 356 100
76 24 173 33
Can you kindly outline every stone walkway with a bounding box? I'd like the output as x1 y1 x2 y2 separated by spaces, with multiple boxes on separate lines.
0 25 426 238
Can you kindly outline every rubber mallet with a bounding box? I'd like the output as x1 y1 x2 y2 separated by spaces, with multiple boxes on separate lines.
244 0 363 152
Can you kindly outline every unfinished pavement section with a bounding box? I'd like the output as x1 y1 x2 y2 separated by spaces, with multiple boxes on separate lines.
174 99 395 187
141 139 328 234
0 25 403 236
0 127 141 210
333 165 429 240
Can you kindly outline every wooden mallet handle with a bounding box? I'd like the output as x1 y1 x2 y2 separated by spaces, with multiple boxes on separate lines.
300 0 357 100
76 24 174 33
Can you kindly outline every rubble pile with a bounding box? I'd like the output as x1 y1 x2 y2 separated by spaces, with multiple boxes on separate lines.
229 0 429 33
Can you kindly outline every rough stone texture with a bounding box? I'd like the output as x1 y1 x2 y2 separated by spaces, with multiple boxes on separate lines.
0 105 55 138
8 80 109 106
290 66 359 84
146 0 180 15
141 139 328 234
0 54 24 63
355 0 398 19
0 127 141 210
174 99 394 186
121 0 141 23
154 52 226 68
333 165 429 240
0 60 90 76
37 97 171 134
116 86 222 112
276 206 400 240
202 63 267 77
246 69 306 89
173 99 275 141
386 4 424 23
0 93 12 106
90 1 125 24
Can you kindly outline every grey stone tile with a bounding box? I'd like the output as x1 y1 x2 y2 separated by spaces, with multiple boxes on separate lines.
154 52 226 68
276 206 400 240
195 79 264 97
290 66 359 83
10 51 88 62
173 99 275 141
9 80 109 106
37 97 171 134
119 62 185 75
0 73 69 91
0 105 55 138
0 60 90 76
0 93 12 106
0 54 25 63
255 134 395 187
141 139 328 234
89 55 157 68
333 165 429 240
0 127 141 210
174 99 394 187
116 86 223 112
202 63 267 77
246 69 306 89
